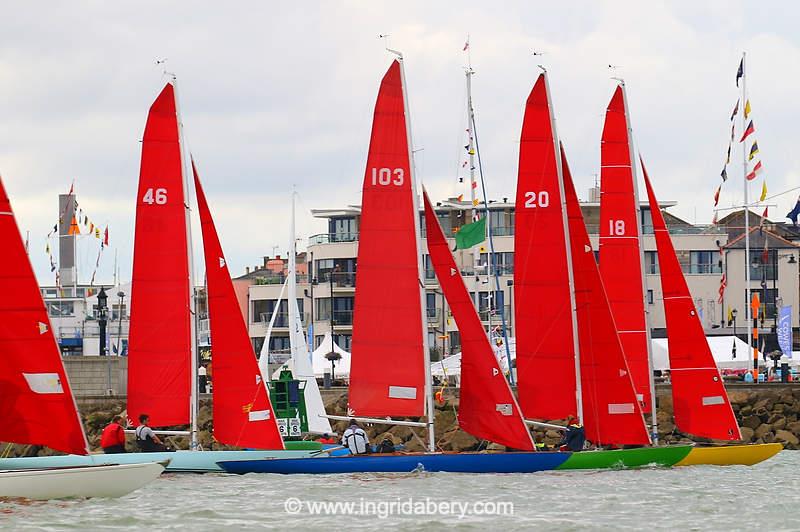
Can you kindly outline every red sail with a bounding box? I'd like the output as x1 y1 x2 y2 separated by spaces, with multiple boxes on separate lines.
423 192 534 451
514 74 577 420
563 148 651 446
599 85 652 413
127 83 192 427
194 165 284 449
0 177 89 455
348 60 426 417
642 160 741 440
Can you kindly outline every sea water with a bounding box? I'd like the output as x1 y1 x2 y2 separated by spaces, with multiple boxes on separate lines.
2 451 797 531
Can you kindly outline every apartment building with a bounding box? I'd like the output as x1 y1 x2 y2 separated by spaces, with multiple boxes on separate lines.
240 188 800 363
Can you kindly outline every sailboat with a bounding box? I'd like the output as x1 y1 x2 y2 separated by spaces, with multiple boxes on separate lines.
260 192 332 436
0 81 316 474
0 176 165 499
596 82 779 464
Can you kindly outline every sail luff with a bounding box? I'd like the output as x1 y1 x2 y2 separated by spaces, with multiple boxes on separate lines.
641 158 741 440
0 176 90 456
127 82 192 428
598 84 653 414
348 59 426 418
423 190 534 451
562 146 651 446
193 164 285 449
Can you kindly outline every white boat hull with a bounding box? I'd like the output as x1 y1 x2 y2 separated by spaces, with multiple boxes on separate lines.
0 461 165 500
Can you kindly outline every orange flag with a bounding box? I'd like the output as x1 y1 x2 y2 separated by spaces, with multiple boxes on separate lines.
68 215 80 236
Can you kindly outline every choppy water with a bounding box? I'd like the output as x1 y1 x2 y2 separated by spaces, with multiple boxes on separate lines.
2 451 797 531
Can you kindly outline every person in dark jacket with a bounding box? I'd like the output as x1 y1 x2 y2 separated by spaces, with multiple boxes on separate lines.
559 415 586 452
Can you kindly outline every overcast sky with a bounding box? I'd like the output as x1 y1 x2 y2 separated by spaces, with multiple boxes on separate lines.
2 1 797 286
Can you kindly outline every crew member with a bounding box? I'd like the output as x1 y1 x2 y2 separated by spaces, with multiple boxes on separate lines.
559 415 586 452
135 414 169 452
341 419 369 455
101 415 127 454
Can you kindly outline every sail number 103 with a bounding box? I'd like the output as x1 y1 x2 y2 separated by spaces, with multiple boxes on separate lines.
371 167 404 186
142 188 168 205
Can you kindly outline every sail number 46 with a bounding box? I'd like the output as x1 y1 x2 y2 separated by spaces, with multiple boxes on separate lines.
371 168 404 186
142 188 168 205
524 191 549 208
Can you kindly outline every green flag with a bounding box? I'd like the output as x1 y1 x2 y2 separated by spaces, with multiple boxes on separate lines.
455 216 486 250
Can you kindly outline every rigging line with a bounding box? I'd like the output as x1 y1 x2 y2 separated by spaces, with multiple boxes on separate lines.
714 185 800 213
469 90 515 385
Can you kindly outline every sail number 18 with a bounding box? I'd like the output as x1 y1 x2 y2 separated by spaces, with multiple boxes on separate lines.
142 188 168 205
371 168 404 186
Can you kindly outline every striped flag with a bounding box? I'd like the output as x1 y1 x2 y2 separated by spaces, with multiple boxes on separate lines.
749 141 759 161
740 120 755 142
746 160 763 181
730 99 739 121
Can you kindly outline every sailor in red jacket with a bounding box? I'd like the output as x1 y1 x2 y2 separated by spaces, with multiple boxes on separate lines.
101 415 127 454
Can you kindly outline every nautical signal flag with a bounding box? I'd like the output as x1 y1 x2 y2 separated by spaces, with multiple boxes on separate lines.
67 216 80 235
454 216 486 250
787 197 800 226
760 181 768 202
749 142 759 161
714 185 721 207
720 167 728 182
726 143 731 165
744 99 751 119
727 307 733 326
740 120 755 143
736 58 744 87
104 227 109 246
746 160 763 181
730 99 739 121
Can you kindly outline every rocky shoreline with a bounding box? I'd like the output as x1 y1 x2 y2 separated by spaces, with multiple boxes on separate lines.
2 385 799 457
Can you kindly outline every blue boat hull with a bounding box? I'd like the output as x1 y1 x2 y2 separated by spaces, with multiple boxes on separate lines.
218 451 572 474
0 449 314 473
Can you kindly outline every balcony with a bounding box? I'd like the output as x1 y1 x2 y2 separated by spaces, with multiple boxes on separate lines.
256 312 310 328
309 232 359 245
317 271 356 289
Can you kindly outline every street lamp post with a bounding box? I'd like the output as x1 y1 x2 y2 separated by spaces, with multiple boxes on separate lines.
732 308 738 338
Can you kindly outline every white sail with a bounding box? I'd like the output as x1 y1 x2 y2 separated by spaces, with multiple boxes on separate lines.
259 276 288 380
287 192 332 434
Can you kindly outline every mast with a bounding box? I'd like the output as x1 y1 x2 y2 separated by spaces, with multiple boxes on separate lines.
741 52 754 377
543 71 583 422
392 50 436 452
288 188 297 357
467 70 514 383
172 76 199 450
619 82 658 443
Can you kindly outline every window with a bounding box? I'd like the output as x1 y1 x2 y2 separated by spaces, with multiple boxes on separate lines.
315 258 356 285
750 288 778 321
423 254 435 280
688 251 722 274
252 299 301 325
647 290 654 305
333 334 352 351
317 297 354 325
478 252 514 275
426 292 438 319
489 209 513 236
328 217 357 242
47 301 74 317
644 251 659 274
641 208 654 234
476 290 504 319
750 249 777 281
110 304 127 321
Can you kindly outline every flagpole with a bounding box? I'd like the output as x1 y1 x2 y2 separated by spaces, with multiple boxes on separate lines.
741 52 754 377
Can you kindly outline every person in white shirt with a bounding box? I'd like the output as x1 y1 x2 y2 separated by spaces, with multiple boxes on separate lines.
341 419 370 455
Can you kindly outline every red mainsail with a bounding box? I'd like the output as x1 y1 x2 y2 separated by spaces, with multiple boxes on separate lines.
514 73 577 420
599 85 653 413
127 83 192 427
0 177 89 455
423 192 534 451
642 159 741 440
348 60 426 417
194 164 284 449
563 147 651 446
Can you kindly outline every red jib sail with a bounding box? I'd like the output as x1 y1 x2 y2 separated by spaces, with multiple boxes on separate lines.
193 164 284 449
599 85 653 413
423 191 534 451
127 83 192 427
642 159 741 440
0 177 89 455
514 73 577 420
563 147 651 446
348 60 426 417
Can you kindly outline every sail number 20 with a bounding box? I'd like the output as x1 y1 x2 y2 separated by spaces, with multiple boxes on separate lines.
524 191 549 208
142 188 168 205
371 168 404 186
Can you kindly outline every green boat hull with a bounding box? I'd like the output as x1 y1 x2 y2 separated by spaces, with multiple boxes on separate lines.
556 445 692 470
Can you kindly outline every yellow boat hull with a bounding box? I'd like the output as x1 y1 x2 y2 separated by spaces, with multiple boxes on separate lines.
675 443 782 467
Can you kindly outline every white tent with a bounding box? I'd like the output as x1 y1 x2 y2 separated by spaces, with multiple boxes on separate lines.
271 331 352 380
652 336 800 371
